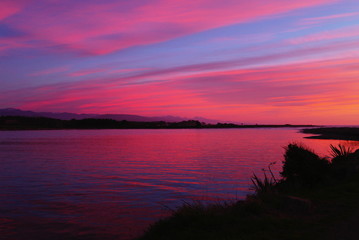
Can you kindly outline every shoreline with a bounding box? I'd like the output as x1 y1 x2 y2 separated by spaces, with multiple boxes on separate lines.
301 127 359 141
0 125 315 131
0 115 315 130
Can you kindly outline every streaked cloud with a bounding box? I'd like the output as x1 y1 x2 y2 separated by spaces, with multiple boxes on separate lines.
0 0 29 20
289 25 359 44
29 66 70 77
299 11 359 25
1 0 337 55
2 0 359 124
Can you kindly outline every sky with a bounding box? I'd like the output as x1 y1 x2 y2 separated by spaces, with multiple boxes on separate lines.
1 0 359 124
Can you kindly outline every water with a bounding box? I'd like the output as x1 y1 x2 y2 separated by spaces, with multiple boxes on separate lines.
0 128 357 239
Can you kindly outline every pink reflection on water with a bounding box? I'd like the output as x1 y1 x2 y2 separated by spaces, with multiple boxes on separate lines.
0 129 358 239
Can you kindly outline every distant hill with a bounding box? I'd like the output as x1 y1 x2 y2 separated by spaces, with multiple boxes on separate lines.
0 108 220 124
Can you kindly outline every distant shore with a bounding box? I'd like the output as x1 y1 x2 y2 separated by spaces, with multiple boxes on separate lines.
0 116 315 130
302 127 359 141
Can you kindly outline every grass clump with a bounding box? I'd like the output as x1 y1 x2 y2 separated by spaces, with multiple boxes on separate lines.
281 143 330 186
250 162 277 197
329 144 353 159
329 144 359 179
251 172 276 197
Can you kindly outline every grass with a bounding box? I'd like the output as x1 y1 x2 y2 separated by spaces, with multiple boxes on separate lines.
329 144 353 158
250 162 278 196
137 143 359 240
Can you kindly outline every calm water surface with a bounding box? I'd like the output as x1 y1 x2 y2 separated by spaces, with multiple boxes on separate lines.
0 128 356 239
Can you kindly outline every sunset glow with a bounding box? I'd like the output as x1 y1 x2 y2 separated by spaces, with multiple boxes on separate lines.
1 0 359 124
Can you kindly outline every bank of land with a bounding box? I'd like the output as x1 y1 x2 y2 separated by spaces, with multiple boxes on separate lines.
302 127 359 141
0 116 314 130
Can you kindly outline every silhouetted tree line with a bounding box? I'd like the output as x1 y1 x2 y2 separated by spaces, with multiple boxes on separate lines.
0 116 314 130
0 116 203 130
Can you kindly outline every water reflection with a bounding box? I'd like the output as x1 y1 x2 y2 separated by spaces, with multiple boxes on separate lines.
0 129 357 239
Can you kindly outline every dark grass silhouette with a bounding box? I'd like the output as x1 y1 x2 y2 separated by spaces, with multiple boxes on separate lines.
330 144 359 179
280 143 330 187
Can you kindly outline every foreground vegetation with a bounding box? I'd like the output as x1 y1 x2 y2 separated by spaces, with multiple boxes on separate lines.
137 143 359 240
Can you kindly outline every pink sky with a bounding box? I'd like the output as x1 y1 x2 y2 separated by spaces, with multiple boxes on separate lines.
1 0 359 124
